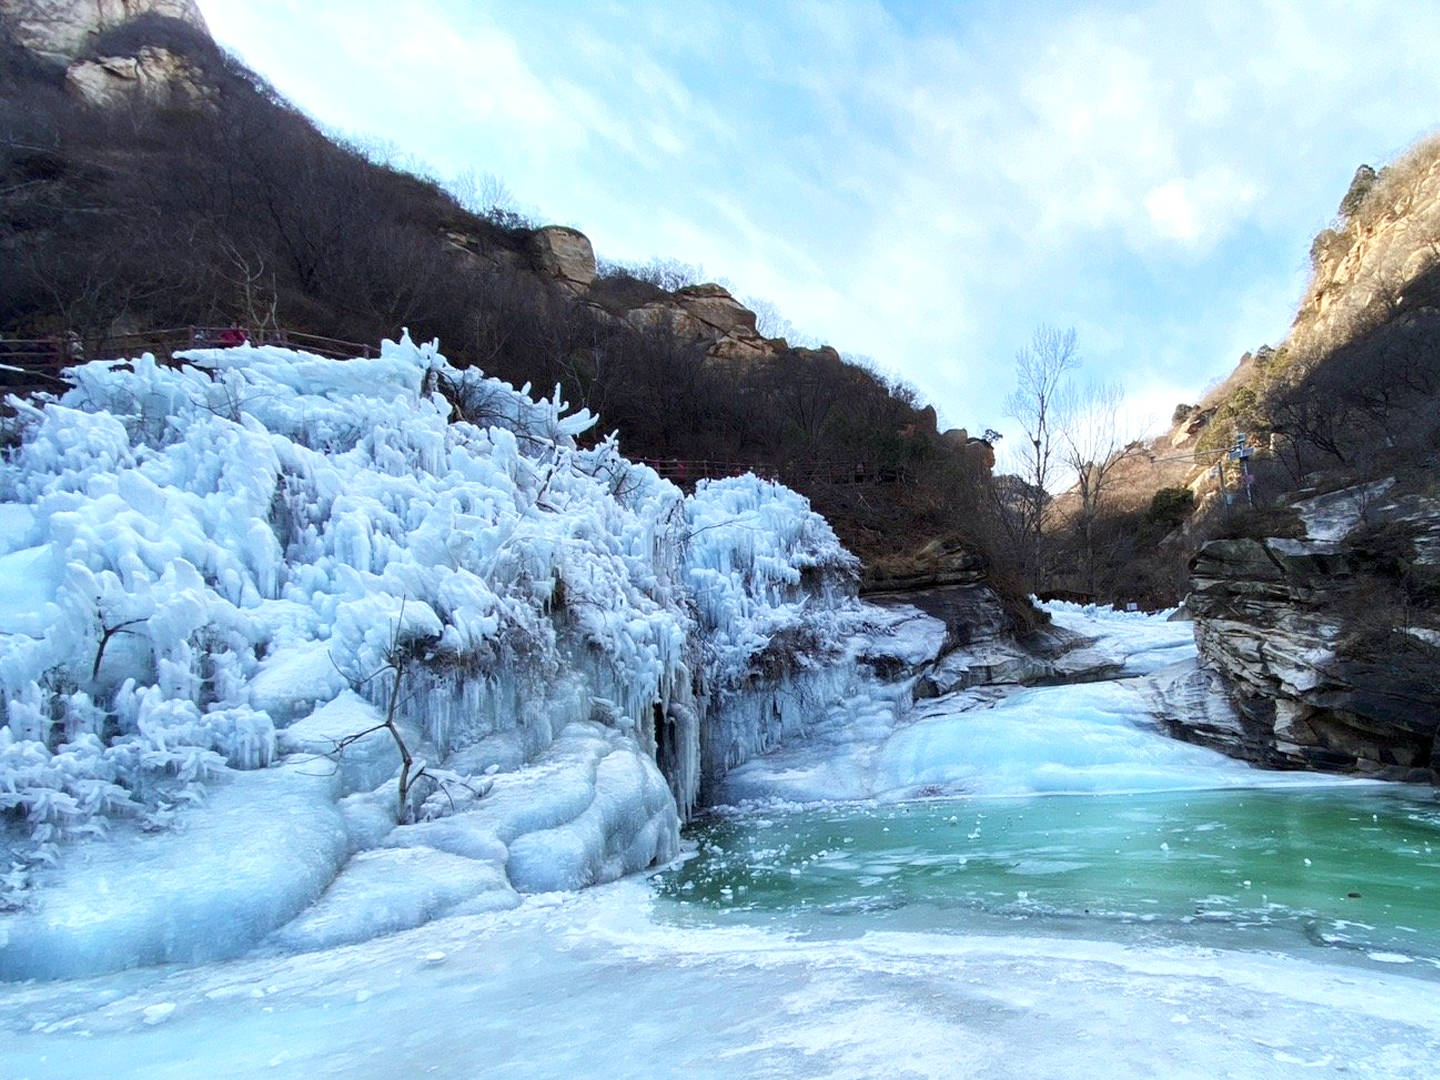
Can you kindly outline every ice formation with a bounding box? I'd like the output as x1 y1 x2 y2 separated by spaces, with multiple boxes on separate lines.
0 338 1326 982
717 603 1344 805
0 337 861 977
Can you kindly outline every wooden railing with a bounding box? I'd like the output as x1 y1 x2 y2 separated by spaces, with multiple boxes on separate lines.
0 326 380 396
0 337 85 395
2 334 918 492
634 457 914 488
90 326 380 361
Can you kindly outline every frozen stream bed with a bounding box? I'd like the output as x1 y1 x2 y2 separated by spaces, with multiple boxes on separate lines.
4 604 1440 1077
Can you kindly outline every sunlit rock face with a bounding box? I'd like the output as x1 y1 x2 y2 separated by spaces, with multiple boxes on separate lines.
527 226 597 291
0 1 208 62
63 43 207 106
1181 484 1440 781
622 284 776 363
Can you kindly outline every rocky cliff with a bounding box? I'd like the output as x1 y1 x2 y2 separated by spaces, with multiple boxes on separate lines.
0 0 204 60
1 0 211 106
1164 132 1440 782
1174 482 1440 780
455 221 834 370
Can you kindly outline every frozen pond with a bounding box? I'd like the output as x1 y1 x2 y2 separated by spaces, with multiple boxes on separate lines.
659 786 1440 967
4 602 1439 1078
5 785 1440 1080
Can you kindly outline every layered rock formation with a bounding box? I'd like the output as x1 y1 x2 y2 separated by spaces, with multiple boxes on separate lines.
1162 136 1440 783
1177 484 1440 780
624 283 773 362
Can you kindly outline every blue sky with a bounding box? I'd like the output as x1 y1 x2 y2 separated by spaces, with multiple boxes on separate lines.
195 0 1440 454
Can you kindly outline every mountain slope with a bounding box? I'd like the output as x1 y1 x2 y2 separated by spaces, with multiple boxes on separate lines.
0 4 1022 598
1159 135 1440 779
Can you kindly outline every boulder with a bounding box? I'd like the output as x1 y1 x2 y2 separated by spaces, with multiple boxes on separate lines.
672 284 758 338
707 333 772 362
620 285 776 363
527 226 596 290
941 427 969 448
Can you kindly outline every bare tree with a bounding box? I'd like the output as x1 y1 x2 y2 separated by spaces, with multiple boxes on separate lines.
1060 380 1138 597
216 237 280 333
744 295 817 345
448 168 519 219
1004 325 1079 591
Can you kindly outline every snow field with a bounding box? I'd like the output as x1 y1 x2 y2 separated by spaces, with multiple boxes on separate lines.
3 880 1438 1080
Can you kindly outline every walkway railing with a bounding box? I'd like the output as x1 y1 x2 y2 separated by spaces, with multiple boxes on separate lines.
3 331 918 492
634 457 914 488
0 326 380 396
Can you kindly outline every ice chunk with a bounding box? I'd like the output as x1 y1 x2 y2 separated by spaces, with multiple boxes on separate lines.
276 689 402 792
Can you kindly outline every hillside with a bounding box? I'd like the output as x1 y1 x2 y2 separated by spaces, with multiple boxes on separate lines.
1126 135 1440 779
1044 134 1440 609
0 5 1019 600
1188 142 1440 491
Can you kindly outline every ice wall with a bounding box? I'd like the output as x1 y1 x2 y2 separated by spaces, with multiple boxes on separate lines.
0 338 863 977
683 475 866 797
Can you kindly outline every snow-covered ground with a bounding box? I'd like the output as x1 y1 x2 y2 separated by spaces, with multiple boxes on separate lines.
3 879 1438 1080
1042 600 1198 675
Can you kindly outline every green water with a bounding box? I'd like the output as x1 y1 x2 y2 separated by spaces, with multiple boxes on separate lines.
656 786 1440 965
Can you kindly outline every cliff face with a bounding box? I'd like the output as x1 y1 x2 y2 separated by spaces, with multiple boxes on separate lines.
1297 148 1440 357
1180 483 1440 780
0 0 206 60
1 0 212 108
454 222 841 371
1163 133 1440 783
